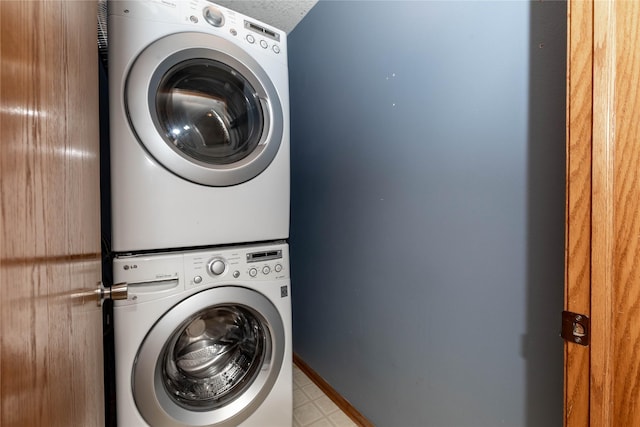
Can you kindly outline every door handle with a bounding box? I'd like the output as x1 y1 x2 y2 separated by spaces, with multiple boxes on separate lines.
95 282 128 306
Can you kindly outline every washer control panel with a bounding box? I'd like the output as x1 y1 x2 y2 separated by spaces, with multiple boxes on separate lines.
184 243 289 288
113 242 289 303
207 258 226 276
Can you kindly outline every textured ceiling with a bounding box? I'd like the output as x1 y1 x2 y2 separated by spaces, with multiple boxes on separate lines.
214 0 318 33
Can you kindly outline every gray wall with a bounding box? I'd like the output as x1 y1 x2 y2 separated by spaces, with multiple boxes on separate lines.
288 1 566 426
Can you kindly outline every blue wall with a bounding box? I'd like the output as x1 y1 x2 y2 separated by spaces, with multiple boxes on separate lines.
288 1 566 426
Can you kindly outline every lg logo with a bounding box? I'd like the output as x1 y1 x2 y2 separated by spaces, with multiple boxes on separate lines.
123 264 138 270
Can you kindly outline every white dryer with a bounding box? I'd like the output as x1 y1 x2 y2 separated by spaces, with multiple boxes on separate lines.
108 1 290 252
112 242 292 427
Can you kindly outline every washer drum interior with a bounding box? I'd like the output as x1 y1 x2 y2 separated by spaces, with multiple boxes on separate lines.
132 286 285 427
162 304 268 409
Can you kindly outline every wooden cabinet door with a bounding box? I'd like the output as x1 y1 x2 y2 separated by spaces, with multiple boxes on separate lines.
565 1 640 425
0 1 104 426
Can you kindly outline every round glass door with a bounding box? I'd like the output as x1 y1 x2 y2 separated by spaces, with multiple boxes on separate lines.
133 287 285 427
155 59 264 167
162 304 268 410
126 32 284 187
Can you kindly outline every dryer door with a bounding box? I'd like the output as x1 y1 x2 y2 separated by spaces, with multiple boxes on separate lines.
133 286 285 427
126 32 284 186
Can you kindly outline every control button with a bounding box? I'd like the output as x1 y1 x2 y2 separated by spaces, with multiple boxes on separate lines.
274 264 283 273
203 6 224 27
262 266 271 275
194 276 202 284
230 28 237 36
189 15 199 24
233 270 240 278
246 34 255 44
272 45 281 54
208 258 226 276
249 268 258 277
259 40 268 49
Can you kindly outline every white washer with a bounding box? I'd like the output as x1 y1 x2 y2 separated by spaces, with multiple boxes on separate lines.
108 1 290 252
113 242 292 427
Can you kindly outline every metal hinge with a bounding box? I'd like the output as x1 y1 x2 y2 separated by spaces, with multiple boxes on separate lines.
561 311 590 346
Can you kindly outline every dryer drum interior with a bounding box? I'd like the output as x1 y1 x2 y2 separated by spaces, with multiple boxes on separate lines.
125 33 285 187
155 59 265 166
161 304 270 410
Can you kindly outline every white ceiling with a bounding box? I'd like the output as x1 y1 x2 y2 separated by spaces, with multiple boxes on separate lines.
215 0 318 33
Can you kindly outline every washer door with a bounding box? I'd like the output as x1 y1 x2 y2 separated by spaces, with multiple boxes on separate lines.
126 32 284 186
133 287 285 427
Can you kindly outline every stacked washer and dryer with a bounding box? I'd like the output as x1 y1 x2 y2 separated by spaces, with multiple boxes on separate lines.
107 1 292 426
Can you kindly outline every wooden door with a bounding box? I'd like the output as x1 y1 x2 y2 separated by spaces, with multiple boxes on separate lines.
0 1 104 426
565 0 640 425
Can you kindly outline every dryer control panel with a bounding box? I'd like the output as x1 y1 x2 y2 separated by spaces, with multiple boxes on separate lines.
190 1 286 59
110 1 286 60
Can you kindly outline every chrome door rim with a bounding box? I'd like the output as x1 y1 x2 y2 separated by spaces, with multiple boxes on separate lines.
133 286 285 427
126 32 284 186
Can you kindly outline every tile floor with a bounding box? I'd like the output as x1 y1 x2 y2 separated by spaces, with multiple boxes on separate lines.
292 364 358 427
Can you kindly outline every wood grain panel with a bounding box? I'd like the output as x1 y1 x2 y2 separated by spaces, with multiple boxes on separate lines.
0 1 104 426
564 1 592 425
612 1 640 424
590 0 617 425
589 1 640 425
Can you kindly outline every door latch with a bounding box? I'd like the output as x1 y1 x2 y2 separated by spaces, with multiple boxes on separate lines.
561 311 589 346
